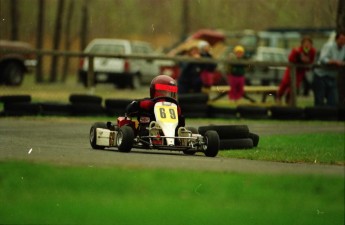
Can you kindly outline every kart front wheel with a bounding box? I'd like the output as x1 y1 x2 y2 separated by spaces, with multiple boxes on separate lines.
204 130 219 157
90 122 107 150
117 126 134 152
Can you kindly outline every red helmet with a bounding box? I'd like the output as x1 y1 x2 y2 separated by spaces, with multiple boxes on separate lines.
150 75 178 99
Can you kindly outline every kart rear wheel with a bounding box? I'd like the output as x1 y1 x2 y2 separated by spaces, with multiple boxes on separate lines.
204 130 219 157
90 122 107 150
117 126 134 152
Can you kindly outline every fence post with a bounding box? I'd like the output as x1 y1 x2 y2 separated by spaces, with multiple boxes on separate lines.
289 65 297 107
87 55 94 90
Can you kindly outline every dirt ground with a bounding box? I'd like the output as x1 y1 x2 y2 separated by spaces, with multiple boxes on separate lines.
0 117 343 176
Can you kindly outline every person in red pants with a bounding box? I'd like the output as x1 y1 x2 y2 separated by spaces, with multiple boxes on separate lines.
276 36 316 104
227 45 246 102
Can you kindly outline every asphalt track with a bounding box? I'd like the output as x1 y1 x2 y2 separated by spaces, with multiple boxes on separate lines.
0 118 343 176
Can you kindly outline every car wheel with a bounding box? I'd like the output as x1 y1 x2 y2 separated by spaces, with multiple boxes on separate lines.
204 130 219 157
131 75 141 89
117 126 134 152
4 62 24 86
90 122 107 150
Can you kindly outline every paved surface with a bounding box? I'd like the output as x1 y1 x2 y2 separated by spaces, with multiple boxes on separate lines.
0 118 343 176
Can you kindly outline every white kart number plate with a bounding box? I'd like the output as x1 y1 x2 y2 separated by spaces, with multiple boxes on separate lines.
154 104 178 123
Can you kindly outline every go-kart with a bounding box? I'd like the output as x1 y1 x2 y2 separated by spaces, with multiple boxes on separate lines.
89 96 219 157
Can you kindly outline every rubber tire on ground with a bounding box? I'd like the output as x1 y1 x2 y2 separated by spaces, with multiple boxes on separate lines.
130 75 141 89
3 102 41 116
69 94 102 105
3 62 24 86
117 126 134 152
40 102 71 116
304 106 338 121
248 132 259 147
269 106 304 120
0 95 31 104
70 103 105 116
219 138 253 150
204 130 220 157
178 93 209 104
105 99 133 108
237 106 268 119
198 125 249 139
208 106 237 119
90 122 108 150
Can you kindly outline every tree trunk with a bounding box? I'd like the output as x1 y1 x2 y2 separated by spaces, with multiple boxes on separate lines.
180 0 190 40
62 0 74 82
49 0 65 82
36 0 45 83
10 0 19 40
80 0 89 51
337 0 345 107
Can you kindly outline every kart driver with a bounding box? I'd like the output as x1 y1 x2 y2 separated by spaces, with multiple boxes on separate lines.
126 75 185 129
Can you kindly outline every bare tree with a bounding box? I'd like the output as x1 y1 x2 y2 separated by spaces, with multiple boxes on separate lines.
180 0 190 40
10 0 19 40
36 0 45 83
62 0 74 82
80 0 89 51
49 0 65 82
337 0 345 31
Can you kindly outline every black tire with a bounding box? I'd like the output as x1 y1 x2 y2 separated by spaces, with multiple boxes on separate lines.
208 106 237 119
198 125 249 139
204 130 219 157
70 103 105 116
69 94 102 105
3 62 25 86
105 99 133 108
248 132 259 147
178 93 209 104
3 102 41 116
219 138 253 150
269 106 304 120
117 126 134 152
237 106 268 119
90 122 108 150
40 102 71 116
0 95 31 104
304 106 338 121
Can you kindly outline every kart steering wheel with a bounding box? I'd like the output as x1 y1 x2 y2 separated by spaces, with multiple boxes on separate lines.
152 96 178 105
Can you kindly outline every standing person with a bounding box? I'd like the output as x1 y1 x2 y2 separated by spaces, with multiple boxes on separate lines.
198 41 217 88
276 36 316 104
227 45 246 101
313 31 345 106
177 45 203 94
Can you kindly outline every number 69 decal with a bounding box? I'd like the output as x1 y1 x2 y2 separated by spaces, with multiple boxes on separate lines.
155 105 178 122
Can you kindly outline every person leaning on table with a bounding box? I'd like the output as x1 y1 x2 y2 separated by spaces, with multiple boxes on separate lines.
313 31 345 106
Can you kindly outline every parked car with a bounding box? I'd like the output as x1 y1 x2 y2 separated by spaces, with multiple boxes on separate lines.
78 38 169 88
0 40 36 86
247 46 288 85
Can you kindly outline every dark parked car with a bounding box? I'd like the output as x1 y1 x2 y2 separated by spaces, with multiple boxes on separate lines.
0 40 36 86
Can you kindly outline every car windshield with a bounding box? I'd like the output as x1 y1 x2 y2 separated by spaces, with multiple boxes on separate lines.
89 44 125 54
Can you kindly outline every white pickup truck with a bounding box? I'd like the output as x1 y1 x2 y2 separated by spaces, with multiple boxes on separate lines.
78 38 171 89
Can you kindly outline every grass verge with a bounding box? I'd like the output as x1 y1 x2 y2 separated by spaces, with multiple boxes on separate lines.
219 132 345 165
0 161 344 225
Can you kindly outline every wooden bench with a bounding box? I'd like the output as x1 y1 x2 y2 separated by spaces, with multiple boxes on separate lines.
208 85 278 102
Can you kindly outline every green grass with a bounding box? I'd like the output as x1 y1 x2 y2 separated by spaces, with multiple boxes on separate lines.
0 161 344 225
220 132 345 165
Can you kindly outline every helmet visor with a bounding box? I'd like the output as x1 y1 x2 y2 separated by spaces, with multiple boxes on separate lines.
154 83 177 99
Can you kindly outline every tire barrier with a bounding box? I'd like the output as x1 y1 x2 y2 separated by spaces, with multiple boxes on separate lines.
0 94 343 121
198 125 259 150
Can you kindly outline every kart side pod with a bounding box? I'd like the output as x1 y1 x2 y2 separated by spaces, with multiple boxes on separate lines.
96 128 117 147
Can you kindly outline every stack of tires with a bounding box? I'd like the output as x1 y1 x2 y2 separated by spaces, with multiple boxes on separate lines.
0 95 40 116
178 93 210 118
198 125 259 150
69 94 105 116
104 98 133 117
